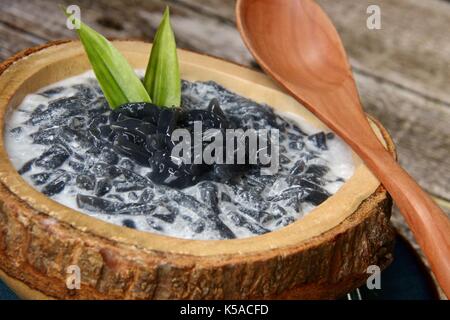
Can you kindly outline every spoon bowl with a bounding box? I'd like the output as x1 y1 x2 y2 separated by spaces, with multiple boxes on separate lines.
239 0 350 89
237 0 450 297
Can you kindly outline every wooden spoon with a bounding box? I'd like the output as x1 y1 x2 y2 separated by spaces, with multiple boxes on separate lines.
236 0 450 297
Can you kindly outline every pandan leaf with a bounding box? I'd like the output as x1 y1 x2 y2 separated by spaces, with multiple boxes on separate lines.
144 7 181 107
65 10 151 109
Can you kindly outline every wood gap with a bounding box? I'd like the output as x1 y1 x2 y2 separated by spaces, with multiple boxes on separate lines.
0 20 49 43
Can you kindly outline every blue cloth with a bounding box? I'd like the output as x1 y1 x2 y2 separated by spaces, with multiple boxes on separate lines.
0 278 19 300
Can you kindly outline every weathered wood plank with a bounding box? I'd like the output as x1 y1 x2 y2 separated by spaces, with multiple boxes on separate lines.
0 0 253 63
317 0 450 105
3 0 450 105
0 26 40 60
355 73 450 200
175 0 450 106
171 0 237 24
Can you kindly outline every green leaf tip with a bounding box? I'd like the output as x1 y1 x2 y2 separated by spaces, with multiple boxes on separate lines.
63 7 151 109
144 6 181 108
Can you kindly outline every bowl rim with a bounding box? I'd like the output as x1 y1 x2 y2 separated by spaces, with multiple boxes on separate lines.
0 40 391 258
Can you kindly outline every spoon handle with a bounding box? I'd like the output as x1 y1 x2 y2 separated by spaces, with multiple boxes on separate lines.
358 143 450 297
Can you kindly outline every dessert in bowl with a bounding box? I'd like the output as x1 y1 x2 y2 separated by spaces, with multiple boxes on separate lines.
0 40 395 299
6 69 355 240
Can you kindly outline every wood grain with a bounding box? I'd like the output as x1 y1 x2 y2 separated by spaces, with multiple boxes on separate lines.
178 0 450 105
317 0 450 105
355 73 450 200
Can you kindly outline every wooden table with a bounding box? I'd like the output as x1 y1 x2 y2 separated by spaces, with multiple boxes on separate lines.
1 0 449 295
